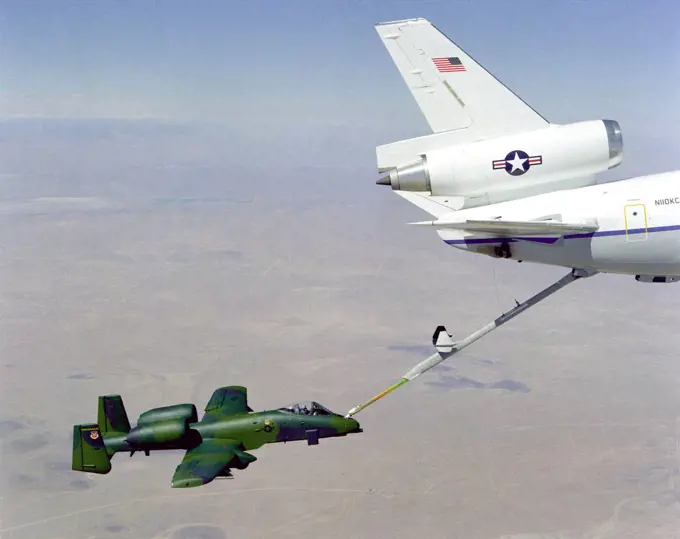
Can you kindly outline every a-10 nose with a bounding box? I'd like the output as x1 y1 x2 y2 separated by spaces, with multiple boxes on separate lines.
344 418 362 434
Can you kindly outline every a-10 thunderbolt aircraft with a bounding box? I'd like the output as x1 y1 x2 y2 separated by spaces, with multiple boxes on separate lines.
374 18 680 282
344 17 680 418
72 386 362 488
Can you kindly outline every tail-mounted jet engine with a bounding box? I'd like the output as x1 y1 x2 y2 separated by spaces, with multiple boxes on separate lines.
126 404 200 452
377 120 623 206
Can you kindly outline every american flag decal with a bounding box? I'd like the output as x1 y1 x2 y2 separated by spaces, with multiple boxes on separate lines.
432 57 466 73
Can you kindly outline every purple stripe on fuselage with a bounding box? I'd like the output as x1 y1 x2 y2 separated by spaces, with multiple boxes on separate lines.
442 224 680 246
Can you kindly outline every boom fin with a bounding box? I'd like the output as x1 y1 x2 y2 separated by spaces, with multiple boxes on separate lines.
432 325 456 354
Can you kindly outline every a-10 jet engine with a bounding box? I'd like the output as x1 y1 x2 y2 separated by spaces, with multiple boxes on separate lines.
377 120 623 208
124 404 199 451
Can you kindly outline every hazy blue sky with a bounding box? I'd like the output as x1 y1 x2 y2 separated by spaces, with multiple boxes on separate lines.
3 1 679 123
2 0 680 176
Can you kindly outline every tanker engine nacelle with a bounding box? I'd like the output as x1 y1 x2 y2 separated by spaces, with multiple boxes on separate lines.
379 120 623 206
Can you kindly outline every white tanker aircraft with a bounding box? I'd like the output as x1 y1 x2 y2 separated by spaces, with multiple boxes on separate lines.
344 18 680 417
374 18 680 282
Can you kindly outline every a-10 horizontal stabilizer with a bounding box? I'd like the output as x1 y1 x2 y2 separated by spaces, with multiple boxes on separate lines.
432 326 456 354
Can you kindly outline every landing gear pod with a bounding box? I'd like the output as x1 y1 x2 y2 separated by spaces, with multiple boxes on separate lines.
306 429 320 445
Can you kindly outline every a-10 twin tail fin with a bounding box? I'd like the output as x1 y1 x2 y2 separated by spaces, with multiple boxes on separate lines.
97 394 131 434
72 395 131 474
72 424 111 474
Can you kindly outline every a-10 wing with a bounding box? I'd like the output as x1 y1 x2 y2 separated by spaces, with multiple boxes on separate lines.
172 386 258 488
171 439 241 488
375 18 548 140
200 386 253 423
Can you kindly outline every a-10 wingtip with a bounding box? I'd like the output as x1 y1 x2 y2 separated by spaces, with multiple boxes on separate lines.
171 477 210 489
432 325 455 354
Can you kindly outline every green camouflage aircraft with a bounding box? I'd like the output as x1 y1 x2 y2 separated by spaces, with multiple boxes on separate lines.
72 386 362 488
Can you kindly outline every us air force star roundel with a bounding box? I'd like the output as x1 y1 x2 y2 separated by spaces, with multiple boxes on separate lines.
492 150 543 176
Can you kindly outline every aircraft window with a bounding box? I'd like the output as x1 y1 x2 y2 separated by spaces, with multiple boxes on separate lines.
310 402 333 415
278 402 333 416
278 402 312 415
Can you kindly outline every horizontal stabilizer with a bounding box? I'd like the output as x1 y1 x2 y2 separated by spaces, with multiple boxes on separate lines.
410 217 599 236
395 191 466 217
432 325 455 354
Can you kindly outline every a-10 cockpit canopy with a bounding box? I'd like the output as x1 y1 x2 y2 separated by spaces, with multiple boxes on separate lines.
278 401 336 416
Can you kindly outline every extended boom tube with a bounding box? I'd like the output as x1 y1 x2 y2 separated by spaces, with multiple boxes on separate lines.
345 268 597 418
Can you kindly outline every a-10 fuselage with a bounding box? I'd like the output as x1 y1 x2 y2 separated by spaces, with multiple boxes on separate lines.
104 405 362 455
72 391 362 488
436 170 680 276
